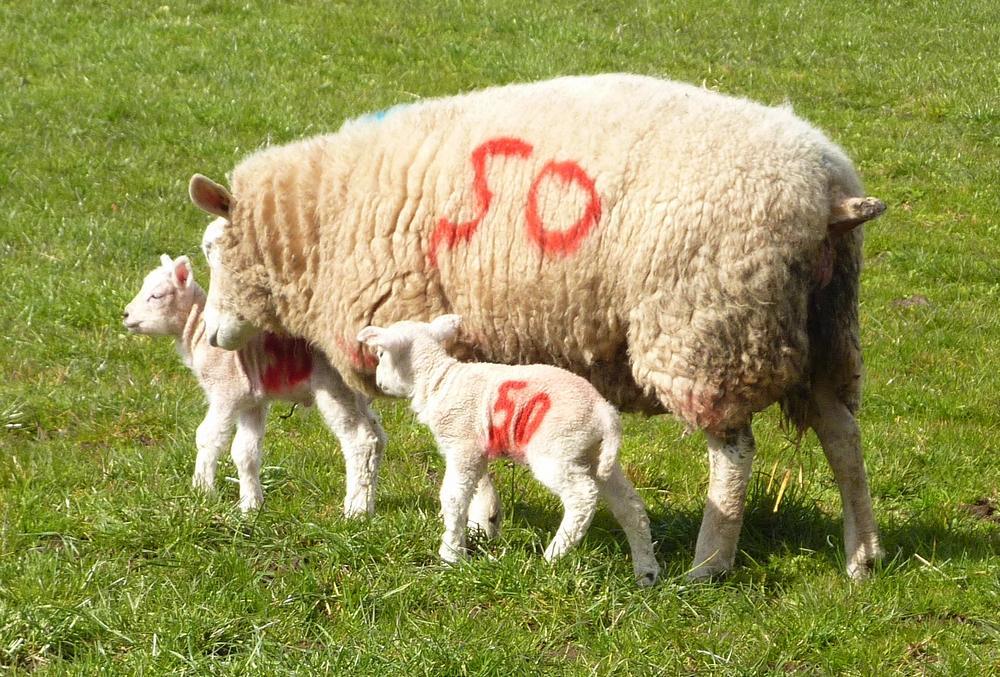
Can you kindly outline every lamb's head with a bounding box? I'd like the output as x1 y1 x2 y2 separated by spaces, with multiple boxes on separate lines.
190 173 273 350
123 254 199 336
357 315 462 397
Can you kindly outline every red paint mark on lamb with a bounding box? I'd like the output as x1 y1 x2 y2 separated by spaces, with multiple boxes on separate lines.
486 380 552 459
261 334 313 394
429 137 533 267
337 337 379 371
525 160 602 256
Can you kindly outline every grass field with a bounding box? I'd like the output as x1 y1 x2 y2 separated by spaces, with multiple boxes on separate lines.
2 0 998 673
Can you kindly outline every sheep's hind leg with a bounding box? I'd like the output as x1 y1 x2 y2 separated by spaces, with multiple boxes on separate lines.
438 452 486 563
193 401 238 493
313 365 386 518
230 404 267 512
597 464 660 587
809 381 883 579
689 424 756 580
467 472 502 539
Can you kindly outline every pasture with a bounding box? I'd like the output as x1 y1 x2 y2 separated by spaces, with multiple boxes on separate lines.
1 0 998 672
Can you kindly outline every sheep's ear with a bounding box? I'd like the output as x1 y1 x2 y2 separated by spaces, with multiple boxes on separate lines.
159 253 174 268
172 255 193 289
356 326 384 347
429 314 461 342
189 174 232 218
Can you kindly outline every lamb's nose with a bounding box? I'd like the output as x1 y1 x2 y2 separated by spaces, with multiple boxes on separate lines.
122 310 129 320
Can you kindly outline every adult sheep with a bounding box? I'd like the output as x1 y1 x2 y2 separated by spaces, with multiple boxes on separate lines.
190 73 886 580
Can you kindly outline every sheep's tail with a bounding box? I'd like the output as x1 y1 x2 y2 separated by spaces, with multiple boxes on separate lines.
780 195 885 434
594 401 622 481
827 196 885 235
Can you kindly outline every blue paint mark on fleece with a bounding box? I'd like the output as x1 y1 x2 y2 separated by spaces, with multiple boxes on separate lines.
356 103 411 124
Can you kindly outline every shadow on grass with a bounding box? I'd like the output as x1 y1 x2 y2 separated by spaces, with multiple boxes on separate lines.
371 465 999 581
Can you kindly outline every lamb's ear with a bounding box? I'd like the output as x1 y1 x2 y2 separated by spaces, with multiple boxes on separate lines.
356 326 384 348
429 314 461 342
159 253 173 269
172 255 193 289
189 174 232 218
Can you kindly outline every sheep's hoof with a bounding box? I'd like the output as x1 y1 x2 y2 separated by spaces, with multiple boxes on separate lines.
343 501 373 519
686 562 731 582
846 544 885 580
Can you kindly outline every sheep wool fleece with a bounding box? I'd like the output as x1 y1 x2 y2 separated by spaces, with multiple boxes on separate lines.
211 74 871 436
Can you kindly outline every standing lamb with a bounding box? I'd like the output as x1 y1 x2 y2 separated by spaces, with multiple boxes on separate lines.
357 314 660 586
122 254 388 515
188 73 886 579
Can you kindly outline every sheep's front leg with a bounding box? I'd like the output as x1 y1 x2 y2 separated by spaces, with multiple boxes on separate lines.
193 401 238 492
313 367 387 517
689 425 755 580
438 451 486 563
467 472 502 539
810 383 883 579
231 405 267 512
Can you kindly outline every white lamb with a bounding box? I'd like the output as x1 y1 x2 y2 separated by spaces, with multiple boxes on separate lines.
123 254 387 515
357 314 660 587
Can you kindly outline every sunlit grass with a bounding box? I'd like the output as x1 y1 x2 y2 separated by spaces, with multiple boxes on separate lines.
1 0 997 672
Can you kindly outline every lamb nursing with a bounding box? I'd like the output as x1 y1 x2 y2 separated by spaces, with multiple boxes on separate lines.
188 73 887 579
123 254 387 515
357 315 660 586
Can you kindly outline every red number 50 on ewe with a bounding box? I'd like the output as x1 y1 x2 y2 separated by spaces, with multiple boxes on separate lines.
429 137 602 267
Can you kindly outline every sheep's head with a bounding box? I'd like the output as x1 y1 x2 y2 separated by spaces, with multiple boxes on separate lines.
123 254 198 336
190 173 272 350
356 315 462 398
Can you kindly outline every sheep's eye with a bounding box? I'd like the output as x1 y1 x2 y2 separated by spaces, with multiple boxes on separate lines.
376 349 384 359
149 293 163 300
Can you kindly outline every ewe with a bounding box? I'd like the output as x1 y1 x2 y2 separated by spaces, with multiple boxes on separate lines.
357 315 660 587
123 255 387 515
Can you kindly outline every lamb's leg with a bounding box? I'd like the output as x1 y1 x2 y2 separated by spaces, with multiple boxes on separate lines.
193 401 237 492
597 464 660 587
467 472 502 539
689 424 755 580
531 458 599 561
313 365 386 517
438 453 486 563
231 404 267 512
809 382 883 579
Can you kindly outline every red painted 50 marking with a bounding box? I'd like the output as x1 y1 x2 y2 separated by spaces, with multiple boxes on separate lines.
430 137 602 267
487 380 551 458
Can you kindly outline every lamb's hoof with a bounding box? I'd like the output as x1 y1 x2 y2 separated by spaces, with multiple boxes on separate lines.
439 543 465 564
467 510 502 540
191 473 215 493
239 494 263 513
635 566 660 588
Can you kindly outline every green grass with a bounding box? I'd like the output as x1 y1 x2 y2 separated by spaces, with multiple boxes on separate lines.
2 0 998 672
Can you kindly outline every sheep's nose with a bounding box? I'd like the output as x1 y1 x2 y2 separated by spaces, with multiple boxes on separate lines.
122 310 129 320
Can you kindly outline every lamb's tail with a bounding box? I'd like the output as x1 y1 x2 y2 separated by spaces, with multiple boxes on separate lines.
594 401 622 481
